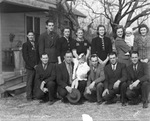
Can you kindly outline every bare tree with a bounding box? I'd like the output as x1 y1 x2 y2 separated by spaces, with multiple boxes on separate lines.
56 0 80 30
78 0 150 34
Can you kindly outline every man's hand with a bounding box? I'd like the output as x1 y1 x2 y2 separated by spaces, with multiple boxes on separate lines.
34 65 37 69
89 81 95 90
113 80 121 89
86 87 91 94
141 58 149 63
102 89 109 97
129 84 133 90
132 80 140 88
40 81 48 93
65 86 72 93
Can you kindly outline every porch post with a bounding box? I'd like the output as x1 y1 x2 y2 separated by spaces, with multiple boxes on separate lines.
0 12 4 85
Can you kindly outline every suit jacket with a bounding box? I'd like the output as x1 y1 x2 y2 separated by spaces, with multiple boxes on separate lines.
22 40 39 70
38 31 59 63
127 61 149 85
56 62 74 88
91 36 112 61
104 62 127 90
35 63 56 84
56 37 72 61
87 63 105 86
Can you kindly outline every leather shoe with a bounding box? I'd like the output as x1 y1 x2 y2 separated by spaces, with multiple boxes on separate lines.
49 100 55 105
105 100 116 104
61 98 68 103
122 102 127 106
39 100 48 103
97 100 103 105
128 100 139 105
143 101 148 108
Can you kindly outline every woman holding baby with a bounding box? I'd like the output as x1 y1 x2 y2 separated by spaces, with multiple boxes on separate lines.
115 26 134 66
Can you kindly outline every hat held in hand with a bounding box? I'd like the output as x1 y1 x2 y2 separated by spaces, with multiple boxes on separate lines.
66 88 81 104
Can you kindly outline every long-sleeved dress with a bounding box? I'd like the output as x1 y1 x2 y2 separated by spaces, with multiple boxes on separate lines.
115 37 131 66
134 35 150 78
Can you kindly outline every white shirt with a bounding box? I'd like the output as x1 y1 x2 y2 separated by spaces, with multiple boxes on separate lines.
111 63 117 70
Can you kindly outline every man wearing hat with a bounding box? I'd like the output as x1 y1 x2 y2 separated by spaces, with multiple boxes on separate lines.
56 50 85 104
84 54 105 104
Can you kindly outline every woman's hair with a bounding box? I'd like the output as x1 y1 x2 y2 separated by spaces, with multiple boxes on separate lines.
115 25 125 38
75 28 84 34
138 24 149 34
97 24 106 35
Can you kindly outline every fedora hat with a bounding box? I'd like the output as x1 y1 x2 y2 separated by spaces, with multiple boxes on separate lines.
66 88 81 104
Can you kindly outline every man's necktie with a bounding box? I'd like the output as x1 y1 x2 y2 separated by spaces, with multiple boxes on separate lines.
43 64 47 70
68 64 72 84
112 65 115 71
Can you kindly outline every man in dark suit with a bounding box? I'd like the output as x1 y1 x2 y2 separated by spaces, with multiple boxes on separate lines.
126 51 149 108
84 54 105 104
56 27 72 64
38 20 59 63
22 31 39 101
102 52 128 106
57 50 86 103
34 53 56 105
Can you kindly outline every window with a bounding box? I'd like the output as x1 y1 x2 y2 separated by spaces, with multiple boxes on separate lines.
26 16 40 43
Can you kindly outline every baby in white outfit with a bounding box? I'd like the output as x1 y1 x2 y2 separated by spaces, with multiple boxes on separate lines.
72 53 90 89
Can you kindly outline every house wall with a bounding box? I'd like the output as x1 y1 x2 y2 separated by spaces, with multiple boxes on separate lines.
1 12 48 62
1 13 25 50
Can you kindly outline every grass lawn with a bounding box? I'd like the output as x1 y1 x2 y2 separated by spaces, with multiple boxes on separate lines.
0 93 150 121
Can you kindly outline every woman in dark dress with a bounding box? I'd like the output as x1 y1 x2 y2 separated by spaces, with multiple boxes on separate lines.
57 27 73 64
91 25 112 66
71 28 90 60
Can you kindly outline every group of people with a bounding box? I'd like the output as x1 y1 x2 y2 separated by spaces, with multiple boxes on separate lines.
22 20 150 108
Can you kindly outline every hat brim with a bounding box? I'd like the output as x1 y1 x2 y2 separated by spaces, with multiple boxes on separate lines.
66 88 81 104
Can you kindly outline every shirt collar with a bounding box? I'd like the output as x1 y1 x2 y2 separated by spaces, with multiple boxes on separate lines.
47 30 53 35
64 36 69 41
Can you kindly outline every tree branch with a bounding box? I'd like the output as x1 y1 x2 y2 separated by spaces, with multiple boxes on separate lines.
126 8 150 27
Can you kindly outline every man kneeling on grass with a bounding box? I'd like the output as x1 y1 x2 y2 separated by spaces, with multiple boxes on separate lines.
102 52 128 106
84 54 105 105
126 51 149 108
34 53 57 105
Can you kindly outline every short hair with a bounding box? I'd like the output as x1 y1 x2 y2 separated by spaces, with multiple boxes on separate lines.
90 54 98 60
64 50 73 56
97 24 106 35
27 30 34 35
115 25 125 38
40 52 48 58
138 24 149 34
109 51 117 57
45 20 54 25
130 51 139 57
61 27 71 35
